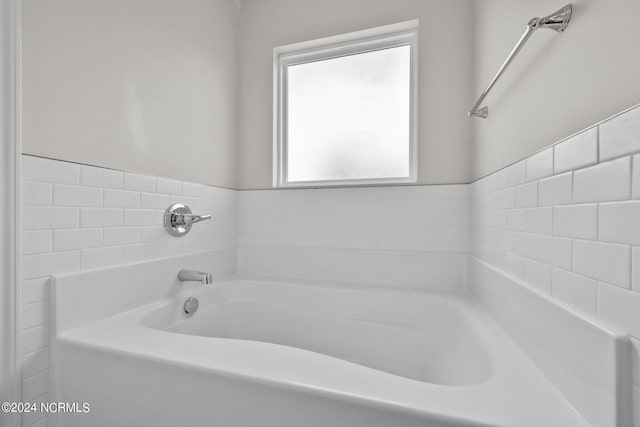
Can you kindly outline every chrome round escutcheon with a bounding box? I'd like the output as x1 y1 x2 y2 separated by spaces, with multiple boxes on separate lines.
164 203 193 237
183 297 199 317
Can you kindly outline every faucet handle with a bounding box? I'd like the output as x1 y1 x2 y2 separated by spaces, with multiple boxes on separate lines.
174 214 211 226
164 204 212 237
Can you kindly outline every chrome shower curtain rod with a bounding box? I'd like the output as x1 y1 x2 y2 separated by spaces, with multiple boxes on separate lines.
468 4 572 119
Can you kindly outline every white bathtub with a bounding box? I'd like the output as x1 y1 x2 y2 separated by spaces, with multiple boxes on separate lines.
50 253 593 427
142 280 493 387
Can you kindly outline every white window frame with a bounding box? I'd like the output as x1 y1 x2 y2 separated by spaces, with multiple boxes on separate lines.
273 20 419 188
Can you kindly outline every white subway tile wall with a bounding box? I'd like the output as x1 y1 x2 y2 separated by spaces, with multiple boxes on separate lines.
538 172 572 206
238 185 470 288
573 156 631 203
553 204 598 240
599 201 640 245
471 105 640 426
525 148 554 182
20 155 238 426
553 127 598 174
599 104 640 161
633 155 640 200
515 181 538 208
505 160 526 187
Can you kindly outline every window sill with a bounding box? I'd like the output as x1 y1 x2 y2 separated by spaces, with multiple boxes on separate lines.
275 176 417 189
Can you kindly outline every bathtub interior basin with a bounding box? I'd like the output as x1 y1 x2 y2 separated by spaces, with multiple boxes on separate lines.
140 279 493 386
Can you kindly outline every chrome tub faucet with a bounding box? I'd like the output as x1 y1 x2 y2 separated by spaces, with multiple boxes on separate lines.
178 269 213 285
164 203 212 237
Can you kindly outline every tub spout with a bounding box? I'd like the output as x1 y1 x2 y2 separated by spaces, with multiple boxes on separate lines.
178 269 213 285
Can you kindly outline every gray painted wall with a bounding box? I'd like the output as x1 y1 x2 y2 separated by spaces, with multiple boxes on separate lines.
22 0 239 188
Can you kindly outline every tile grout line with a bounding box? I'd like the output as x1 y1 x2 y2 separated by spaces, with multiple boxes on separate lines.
21 366 49 384
21 347 48 358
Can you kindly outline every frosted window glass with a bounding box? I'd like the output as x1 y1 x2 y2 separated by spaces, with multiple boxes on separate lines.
286 45 411 182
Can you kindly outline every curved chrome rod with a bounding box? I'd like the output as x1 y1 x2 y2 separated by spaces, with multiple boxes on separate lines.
468 4 572 119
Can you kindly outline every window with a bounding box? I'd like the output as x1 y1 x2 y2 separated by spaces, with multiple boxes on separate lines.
274 22 418 187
